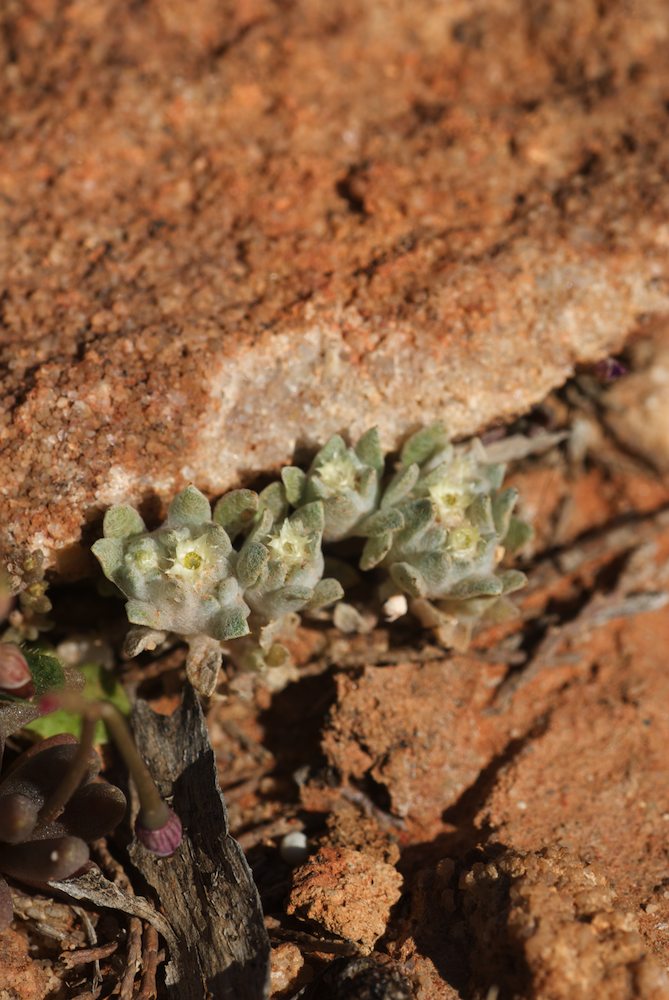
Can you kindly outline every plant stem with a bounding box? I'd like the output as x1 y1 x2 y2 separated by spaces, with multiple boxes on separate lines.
96 701 169 831
38 695 170 831
38 714 96 824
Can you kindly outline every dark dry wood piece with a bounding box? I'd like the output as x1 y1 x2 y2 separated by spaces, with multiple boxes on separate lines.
128 683 270 1000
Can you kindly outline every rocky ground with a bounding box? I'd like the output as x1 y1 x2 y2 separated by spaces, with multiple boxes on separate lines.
2 0 669 570
3 2 669 998
3 335 669 998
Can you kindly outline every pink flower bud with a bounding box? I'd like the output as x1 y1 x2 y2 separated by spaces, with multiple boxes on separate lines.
134 808 182 857
0 643 34 698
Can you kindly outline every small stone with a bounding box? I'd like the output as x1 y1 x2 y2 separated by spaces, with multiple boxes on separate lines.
280 830 309 866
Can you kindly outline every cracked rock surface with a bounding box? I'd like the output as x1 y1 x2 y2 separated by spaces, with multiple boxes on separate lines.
2 0 669 567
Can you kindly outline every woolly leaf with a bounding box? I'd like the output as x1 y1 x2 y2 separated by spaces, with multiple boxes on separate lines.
167 486 212 527
213 489 258 540
389 561 426 598
498 569 527 594
381 464 419 509
236 542 269 589
257 482 288 523
504 516 533 552
313 434 346 467
214 607 250 641
306 578 344 610
281 467 307 506
354 427 384 471
449 576 504 599
400 422 448 467
492 488 519 537
103 505 146 539
125 600 167 630
91 537 124 577
358 507 404 538
292 500 324 534
360 532 393 571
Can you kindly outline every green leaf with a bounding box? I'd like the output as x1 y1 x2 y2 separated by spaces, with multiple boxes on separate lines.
389 561 426 598
103 505 145 539
483 462 506 490
354 427 384 471
504 516 533 552
492 488 519 537
306 578 344 610
449 576 503 599
398 498 434 539
467 494 495 534
214 607 251 640
281 467 307 506
358 507 404 538
400 423 448 467
313 434 346 467
498 569 527 594
26 662 130 743
125 600 167 630
257 482 288 524
167 485 212 526
22 647 65 696
292 500 324 535
236 541 269 589
91 537 124 578
213 489 258 540
381 464 419 509
360 532 393 570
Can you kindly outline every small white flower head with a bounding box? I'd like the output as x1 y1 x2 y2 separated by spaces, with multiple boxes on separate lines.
267 518 313 571
314 453 358 496
164 530 217 584
125 537 162 575
282 429 384 542
428 479 471 529
92 486 251 643
447 522 481 561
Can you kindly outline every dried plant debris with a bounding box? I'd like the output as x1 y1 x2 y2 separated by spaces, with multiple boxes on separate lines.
126 683 270 1000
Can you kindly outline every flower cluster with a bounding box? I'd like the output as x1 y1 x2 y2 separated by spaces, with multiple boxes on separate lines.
93 425 531 689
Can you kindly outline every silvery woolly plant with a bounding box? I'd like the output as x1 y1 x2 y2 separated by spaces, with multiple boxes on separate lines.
93 486 343 694
92 424 531 691
92 486 252 694
281 428 388 542
355 423 531 649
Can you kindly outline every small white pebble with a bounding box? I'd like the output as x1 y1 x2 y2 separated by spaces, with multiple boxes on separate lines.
280 831 308 866
517 801 527 811
382 594 408 622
